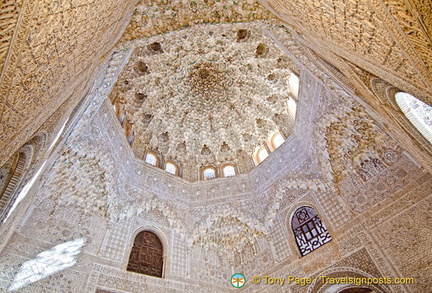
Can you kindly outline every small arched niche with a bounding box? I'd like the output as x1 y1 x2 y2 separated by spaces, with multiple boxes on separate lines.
127 231 164 278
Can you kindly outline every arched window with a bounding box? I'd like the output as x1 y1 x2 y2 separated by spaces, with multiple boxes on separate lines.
202 167 216 180
291 206 331 256
288 73 299 97
254 146 269 165
165 161 178 175
271 132 285 150
222 165 236 177
395 92 432 144
127 231 163 278
114 100 126 126
145 152 158 166
287 97 297 117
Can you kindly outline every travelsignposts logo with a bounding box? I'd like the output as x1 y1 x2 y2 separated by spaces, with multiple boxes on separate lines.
230 273 246 288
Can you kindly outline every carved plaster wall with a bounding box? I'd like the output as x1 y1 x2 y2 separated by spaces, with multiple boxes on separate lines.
262 0 432 102
0 0 137 167
1 47 430 292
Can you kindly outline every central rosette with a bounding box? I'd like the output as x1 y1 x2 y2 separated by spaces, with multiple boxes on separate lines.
186 62 233 110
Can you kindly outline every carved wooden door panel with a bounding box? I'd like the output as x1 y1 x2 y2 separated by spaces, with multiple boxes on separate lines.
127 231 163 277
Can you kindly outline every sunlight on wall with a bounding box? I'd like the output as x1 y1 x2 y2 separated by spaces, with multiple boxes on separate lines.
48 118 69 152
8 238 86 291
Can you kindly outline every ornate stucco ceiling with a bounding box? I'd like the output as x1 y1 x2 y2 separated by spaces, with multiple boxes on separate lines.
119 0 275 41
110 1 300 179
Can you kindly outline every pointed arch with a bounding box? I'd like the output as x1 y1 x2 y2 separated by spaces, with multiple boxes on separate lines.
0 131 47 223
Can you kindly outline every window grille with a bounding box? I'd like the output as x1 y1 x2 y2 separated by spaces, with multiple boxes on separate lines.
291 206 331 256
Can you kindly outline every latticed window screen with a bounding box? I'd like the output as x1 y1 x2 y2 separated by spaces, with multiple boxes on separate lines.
127 231 163 277
291 206 331 256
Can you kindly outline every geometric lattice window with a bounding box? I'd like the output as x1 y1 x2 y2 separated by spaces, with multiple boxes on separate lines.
127 231 163 278
291 206 332 256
